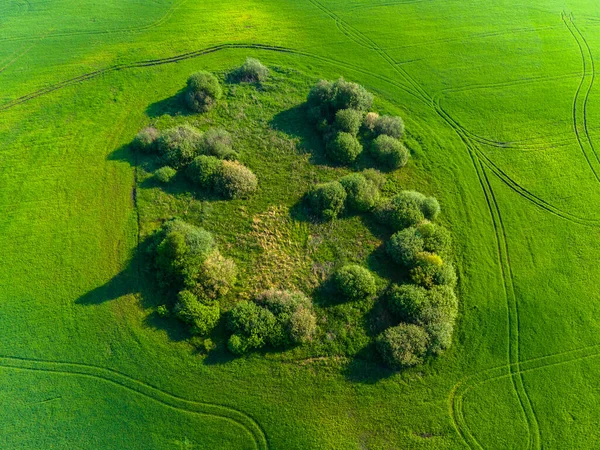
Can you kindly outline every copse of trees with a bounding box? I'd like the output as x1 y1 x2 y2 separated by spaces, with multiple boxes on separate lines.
185 71 222 112
331 264 377 301
227 289 317 354
150 218 237 336
233 57 270 83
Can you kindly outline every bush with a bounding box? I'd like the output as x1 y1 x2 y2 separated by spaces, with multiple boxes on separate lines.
186 155 223 189
256 290 317 345
184 71 222 112
174 290 220 335
199 128 237 160
410 252 444 288
332 264 377 301
154 166 177 184
415 285 458 354
387 284 429 321
227 300 277 352
307 181 347 220
339 173 379 212
306 80 335 124
418 222 452 260
373 115 405 139
375 191 426 231
334 109 362 136
332 78 374 112
133 127 159 152
214 160 258 199
234 57 269 83
377 323 429 369
370 135 409 170
422 197 440 221
362 168 387 189
154 219 216 288
193 251 237 301
156 125 203 168
326 132 363 164
386 227 425 266
363 112 379 131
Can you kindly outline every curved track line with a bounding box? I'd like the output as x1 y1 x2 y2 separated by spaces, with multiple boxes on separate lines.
0 355 268 450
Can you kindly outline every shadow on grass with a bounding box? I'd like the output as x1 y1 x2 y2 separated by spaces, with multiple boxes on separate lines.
145 88 193 118
342 347 396 383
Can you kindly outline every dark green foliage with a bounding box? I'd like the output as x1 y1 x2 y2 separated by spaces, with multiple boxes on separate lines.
307 181 347 220
332 264 377 301
373 115 405 139
154 166 177 184
214 160 258 199
154 219 216 289
186 155 223 189
387 284 429 321
376 191 426 231
332 78 374 112
133 127 159 152
326 132 363 164
410 252 457 289
193 252 237 301
334 109 362 135
156 124 203 168
362 168 387 189
377 323 429 369
421 197 441 221
227 300 277 353
417 286 458 355
370 135 409 170
234 57 270 83
174 290 220 335
387 222 452 266
184 71 222 112
339 173 380 212
199 128 237 160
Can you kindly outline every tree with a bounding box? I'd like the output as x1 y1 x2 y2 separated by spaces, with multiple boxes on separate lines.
133 127 159 152
332 264 377 301
386 227 425 266
154 166 177 184
369 135 409 170
227 300 278 352
174 290 220 335
156 124 203 168
186 155 223 189
375 191 426 231
377 323 429 369
214 160 258 199
334 109 362 136
373 115 405 139
194 252 237 301
184 71 222 112
331 78 374 112
234 57 270 83
339 173 379 212
326 132 363 164
307 181 347 220
387 283 429 321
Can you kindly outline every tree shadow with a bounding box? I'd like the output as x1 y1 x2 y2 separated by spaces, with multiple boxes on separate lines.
145 88 193 118
343 347 396 384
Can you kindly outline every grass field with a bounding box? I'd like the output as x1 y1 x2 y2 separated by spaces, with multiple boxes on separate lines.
1 0 600 448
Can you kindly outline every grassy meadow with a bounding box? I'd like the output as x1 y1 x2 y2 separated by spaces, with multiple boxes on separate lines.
1 0 600 448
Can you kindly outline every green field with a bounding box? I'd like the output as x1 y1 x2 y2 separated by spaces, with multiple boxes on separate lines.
2 0 600 448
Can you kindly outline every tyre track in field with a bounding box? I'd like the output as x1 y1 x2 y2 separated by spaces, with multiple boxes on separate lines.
449 341 600 449
563 13 600 183
0 355 268 450
0 0 188 43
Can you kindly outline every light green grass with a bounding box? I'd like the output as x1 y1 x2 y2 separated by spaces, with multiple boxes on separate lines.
1 0 600 448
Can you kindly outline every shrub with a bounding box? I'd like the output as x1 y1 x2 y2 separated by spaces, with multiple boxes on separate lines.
415 285 458 354
133 127 159 152
363 112 379 131
227 300 277 352
334 109 362 135
234 57 270 83
194 251 237 301
332 264 377 301
362 168 387 189
307 181 347 220
227 334 248 355
339 173 379 212
418 222 452 260
214 160 258 199
373 115 405 139
156 125 203 168
370 135 409 169
387 284 429 321
154 166 177 184
156 305 170 317
421 197 441 221
377 323 429 369
184 71 222 112
375 191 426 231
154 219 216 288
386 227 425 266
174 290 220 335
326 132 363 164
307 79 334 108
199 128 237 160
256 290 317 346
186 155 223 189
332 78 374 112
410 252 444 288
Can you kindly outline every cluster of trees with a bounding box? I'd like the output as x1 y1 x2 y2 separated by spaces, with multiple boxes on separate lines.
375 198 458 369
134 123 257 199
227 289 317 354
149 218 237 336
305 78 409 169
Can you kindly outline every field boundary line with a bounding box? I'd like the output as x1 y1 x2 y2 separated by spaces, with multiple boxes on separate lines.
0 355 268 450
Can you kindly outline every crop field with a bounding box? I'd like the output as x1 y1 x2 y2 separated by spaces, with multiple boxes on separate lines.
1 0 600 448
